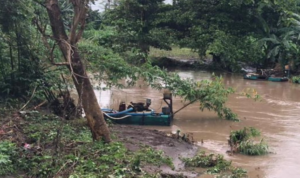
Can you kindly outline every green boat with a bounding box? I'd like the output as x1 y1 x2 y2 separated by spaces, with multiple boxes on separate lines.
102 95 173 126
244 74 258 80
244 73 267 80
268 77 288 82
103 109 172 126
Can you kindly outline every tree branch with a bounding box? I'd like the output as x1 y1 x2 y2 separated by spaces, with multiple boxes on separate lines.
35 19 69 66
70 0 88 44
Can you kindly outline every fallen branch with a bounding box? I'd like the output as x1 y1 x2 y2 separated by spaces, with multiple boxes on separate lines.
19 86 38 111
32 100 47 110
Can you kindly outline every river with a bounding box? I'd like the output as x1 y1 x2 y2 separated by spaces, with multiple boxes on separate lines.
94 70 300 178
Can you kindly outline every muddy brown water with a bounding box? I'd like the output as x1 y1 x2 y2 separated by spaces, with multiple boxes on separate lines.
94 70 300 178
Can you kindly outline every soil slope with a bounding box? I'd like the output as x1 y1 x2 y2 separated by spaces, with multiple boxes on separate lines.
112 125 199 177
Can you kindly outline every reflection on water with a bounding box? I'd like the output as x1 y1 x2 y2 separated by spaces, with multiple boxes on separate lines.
94 70 300 178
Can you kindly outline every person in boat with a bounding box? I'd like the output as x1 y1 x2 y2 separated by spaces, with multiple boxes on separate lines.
127 101 151 112
119 99 152 112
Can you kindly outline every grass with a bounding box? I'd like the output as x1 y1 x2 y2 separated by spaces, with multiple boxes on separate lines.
238 140 269 156
149 46 200 59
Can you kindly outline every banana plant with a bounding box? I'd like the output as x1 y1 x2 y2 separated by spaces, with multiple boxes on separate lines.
259 27 300 67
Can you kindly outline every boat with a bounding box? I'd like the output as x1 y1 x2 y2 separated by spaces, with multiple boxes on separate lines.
103 107 172 126
102 95 173 126
244 73 258 80
244 73 267 80
268 76 288 82
244 67 291 82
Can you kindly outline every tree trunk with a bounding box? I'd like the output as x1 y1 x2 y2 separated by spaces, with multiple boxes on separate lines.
45 0 111 142
9 44 15 92
15 25 21 72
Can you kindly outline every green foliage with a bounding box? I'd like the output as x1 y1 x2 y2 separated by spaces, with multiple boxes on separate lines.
80 28 238 121
256 6 300 68
292 76 300 83
0 141 17 175
159 0 300 69
1 111 174 177
181 151 247 177
149 46 199 59
238 140 269 156
67 141 173 177
102 0 172 60
0 99 24 112
141 66 238 121
133 146 174 170
229 127 260 145
0 0 35 33
153 71 238 121
259 32 300 68
170 0 266 63
214 167 248 178
181 151 230 171
2 0 300 108
229 127 269 156
0 0 67 102
208 32 264 72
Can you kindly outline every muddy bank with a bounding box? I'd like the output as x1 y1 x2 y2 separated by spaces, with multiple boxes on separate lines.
111 125 199 177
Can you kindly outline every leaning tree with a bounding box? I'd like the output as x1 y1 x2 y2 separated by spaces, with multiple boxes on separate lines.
38 0 111 142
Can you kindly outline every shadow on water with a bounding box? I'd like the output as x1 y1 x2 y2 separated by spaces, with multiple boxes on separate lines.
94 70 300 178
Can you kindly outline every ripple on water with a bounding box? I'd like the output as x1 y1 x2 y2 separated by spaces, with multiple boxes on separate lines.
255 112 295 118
196 140 229 156
265 98 300 109
266 134 300 178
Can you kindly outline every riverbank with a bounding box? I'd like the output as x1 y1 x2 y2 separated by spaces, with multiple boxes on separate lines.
0 108 200 177
0 106 251 177
112 125 199 177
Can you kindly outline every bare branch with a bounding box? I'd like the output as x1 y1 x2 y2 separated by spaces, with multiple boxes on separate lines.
61 39 79 83
34 18 69 66
70 0 88 44
69 0 80 44
75 7 87 43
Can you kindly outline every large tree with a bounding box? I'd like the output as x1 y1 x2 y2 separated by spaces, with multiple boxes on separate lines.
43 0 111 142
103 0 172 63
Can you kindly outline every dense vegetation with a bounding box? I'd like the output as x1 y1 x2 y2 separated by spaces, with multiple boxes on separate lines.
181 151 247 177
1 0 300 105
101 0 300 72
0 0 296 176
0 111 175 177
0 0 248 140
229 127 269 155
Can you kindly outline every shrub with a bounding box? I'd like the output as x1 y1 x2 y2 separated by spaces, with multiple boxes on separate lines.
238 140 269 155
0 141 17 175
292 76 300 83
181 151 247 177
229 127 269 156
